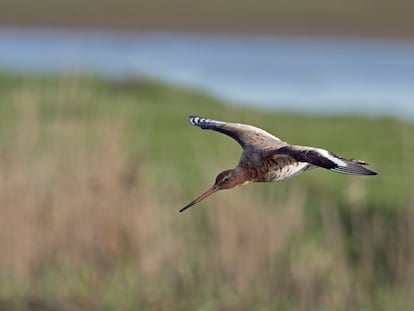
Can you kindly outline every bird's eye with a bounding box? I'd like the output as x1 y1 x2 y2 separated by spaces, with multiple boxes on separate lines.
223 176 229 183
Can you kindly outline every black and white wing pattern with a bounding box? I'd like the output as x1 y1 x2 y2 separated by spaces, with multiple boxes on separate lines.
266 145 377 176
189 116 285 149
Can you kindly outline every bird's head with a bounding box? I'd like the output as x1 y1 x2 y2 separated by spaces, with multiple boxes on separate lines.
214 169 240 190
180 169 243 212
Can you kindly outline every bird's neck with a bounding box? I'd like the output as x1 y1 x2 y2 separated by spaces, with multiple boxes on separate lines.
233 167 253 187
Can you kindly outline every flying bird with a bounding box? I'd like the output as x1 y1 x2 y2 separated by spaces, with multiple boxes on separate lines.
180 116 377 212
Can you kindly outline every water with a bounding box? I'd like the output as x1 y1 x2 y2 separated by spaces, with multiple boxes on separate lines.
1 27 414 120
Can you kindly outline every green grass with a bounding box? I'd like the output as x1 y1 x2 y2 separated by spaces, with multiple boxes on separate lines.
0 73 413 310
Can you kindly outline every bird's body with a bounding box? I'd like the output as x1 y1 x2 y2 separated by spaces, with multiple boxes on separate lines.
180 116 377 212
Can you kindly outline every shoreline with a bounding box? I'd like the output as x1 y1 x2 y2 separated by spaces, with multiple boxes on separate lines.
2 22 414 42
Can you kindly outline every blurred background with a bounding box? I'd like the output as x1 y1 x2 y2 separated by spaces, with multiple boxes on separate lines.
0 1 414 310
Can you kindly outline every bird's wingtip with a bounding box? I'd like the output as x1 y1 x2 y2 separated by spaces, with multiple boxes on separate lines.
189 115 201 125
332 162 378 176
350 158 369 166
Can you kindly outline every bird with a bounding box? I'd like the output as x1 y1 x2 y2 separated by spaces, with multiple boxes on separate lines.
180 116 377 212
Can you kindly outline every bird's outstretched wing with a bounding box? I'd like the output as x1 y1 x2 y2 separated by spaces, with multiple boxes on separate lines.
264 145 377 176
189 116 284 149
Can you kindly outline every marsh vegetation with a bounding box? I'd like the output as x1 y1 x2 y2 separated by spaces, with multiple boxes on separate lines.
0 74 413 310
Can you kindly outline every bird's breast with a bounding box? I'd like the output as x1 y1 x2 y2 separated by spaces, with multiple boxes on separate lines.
255 157 311 182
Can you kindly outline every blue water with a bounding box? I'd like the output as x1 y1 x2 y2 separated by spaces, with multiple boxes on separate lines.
1 27 414 119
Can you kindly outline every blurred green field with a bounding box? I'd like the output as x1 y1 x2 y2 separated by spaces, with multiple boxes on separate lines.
0 73 413 310
1 0 414 37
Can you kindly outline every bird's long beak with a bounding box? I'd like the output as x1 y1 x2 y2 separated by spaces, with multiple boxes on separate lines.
180 185 219 212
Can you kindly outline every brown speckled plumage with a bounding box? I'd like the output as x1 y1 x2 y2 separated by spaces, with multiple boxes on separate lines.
180 116 377 212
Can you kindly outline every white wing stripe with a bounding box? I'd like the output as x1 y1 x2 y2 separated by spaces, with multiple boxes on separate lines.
316 148 347 167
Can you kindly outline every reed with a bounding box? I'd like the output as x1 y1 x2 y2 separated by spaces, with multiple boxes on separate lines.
0 74 413 310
